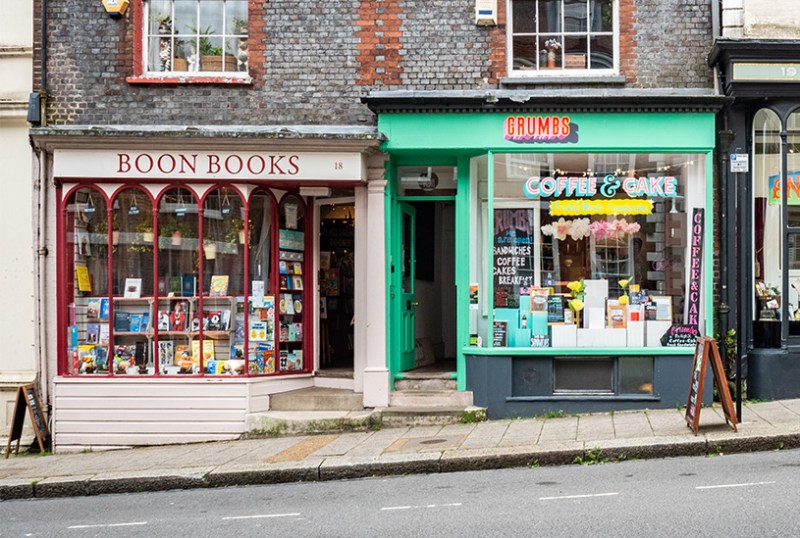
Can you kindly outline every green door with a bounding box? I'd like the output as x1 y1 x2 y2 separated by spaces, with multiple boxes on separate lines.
398 202 416 372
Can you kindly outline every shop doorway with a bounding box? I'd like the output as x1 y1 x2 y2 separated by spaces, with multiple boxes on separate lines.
393 200 457 376
317 199 355 372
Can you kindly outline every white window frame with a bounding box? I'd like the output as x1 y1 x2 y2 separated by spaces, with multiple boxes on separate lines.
142 0 249 77
506 0 619 78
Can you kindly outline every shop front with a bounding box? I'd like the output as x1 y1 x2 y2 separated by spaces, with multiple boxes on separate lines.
367 93 721 418
711 40 800 400
32 128 388 451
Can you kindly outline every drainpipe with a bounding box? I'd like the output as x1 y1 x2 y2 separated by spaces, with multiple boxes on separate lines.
33 0 50 422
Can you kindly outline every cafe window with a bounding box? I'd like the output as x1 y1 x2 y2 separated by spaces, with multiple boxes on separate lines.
476 151 707 349
61 185 309 377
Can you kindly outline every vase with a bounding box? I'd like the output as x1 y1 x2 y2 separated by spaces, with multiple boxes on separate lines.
547 51 556 68
171 231 182 246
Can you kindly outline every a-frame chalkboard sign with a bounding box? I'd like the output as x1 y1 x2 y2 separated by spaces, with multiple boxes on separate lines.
5 384 50 458
685 336 738 434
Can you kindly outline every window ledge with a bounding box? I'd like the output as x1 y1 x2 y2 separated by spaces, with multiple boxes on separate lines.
127 74 253 85
501 75 626 85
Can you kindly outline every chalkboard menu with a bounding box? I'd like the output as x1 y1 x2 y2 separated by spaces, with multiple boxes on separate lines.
492 321 508 347
660 324 700 347
493 209 537 308
5 384 49 458
685 337 738 434
547 295 565 322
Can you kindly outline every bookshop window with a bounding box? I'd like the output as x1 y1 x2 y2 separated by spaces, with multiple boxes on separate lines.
64 187 110 375
489 152 707 349
247 189 277 374
143 0 249 75
274 194 307 373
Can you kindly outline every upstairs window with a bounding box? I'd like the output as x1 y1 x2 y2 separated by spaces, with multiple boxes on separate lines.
508 0 617 76
144 0 248 75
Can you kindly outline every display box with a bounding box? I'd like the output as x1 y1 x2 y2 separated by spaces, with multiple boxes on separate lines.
564 53 586 68
551 323 577 347
587 307 605 329
583 279 609 328
577 328 626 347
646 320 673 347
627 320 645 347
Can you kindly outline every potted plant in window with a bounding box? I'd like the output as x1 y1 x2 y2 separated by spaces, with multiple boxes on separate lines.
191 26 236 72
158 216 190 249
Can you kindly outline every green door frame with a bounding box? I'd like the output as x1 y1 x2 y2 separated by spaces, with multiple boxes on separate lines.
387 158 466 386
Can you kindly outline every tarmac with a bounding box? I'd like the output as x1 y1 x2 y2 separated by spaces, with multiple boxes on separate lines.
2 398 800 501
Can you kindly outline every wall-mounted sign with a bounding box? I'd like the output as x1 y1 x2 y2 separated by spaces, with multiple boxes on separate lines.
550 199 654 216
730 153 749 173
524 174 678 199
685 208 704 327
53 149 364 182
768 173 800 205
504 115 579 144
732 62 800 82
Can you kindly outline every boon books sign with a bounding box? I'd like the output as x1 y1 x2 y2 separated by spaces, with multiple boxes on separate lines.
53 150 364 182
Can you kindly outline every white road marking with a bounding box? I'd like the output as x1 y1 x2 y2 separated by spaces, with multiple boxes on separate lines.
696 481 776 490
68 522 147 529
539 492 619 501
222 512 301 521
381 503 462 511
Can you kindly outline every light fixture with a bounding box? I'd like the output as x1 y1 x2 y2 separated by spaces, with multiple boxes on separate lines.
299 187 332 197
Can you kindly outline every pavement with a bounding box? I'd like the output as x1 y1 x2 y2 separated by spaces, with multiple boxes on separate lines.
2 399 800 501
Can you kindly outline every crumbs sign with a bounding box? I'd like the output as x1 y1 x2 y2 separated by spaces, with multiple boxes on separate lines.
504 115 579 144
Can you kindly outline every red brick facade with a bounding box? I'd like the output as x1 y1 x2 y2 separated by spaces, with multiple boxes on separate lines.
356 0 404 86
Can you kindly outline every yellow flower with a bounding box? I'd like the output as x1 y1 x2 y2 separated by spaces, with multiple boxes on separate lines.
618 294 629 306
618 279 629 289
568 299 584 312
567 281 582 293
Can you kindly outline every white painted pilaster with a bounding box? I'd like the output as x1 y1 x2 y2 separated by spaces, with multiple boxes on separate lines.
362 178 390 408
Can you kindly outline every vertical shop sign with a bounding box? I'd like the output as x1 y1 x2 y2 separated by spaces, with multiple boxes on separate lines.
685 208 704 326
493 209 536 308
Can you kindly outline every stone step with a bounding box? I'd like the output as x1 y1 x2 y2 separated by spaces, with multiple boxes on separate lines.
394 377 457 391
379 406 487 428
389 390 474 408
269 387 364 411
246 410 376 436
244 406 487 437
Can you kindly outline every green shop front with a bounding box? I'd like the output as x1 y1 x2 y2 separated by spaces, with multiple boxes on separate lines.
365 93 721 418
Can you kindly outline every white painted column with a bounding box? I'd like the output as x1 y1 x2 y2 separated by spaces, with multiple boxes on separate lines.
362 178 390 407
352 185 367 393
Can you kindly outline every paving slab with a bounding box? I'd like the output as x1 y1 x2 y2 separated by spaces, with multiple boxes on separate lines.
538 416 579 442
576 414 616 441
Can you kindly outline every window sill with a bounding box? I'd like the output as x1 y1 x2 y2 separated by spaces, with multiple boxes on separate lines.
501 75 626 85
127 74 253 85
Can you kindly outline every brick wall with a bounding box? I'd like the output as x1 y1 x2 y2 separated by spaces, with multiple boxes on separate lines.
632 0 714 88
41 0 713 127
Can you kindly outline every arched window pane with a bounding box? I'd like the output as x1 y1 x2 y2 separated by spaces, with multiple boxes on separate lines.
156 187 200 375
247 190 275 375
65 187 109 375
753 108 782 346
